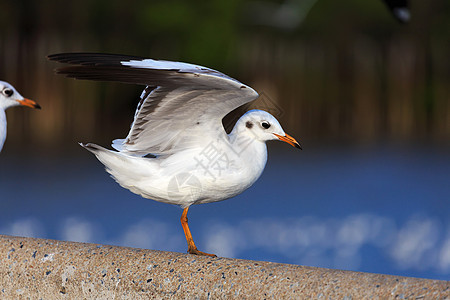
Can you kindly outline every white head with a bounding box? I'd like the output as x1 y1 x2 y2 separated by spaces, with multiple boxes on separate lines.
0 81 40 152
0 81 40 110
232 109 301 149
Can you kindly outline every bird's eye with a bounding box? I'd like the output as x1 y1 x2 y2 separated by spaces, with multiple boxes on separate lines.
2 88 13 97
261 121 271 129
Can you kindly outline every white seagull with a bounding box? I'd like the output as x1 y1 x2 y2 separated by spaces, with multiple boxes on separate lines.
0 81 41 152
48 53 301 256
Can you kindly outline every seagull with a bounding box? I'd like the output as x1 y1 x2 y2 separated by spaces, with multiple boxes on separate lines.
48 53 301 256
0 81 41 152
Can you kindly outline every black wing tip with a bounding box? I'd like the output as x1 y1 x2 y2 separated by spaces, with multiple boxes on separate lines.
47 52 146 65
47 53 96 63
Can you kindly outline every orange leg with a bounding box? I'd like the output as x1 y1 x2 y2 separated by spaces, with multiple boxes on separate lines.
181 207 216 257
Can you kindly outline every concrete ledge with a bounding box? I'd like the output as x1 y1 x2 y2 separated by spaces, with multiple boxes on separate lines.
0 235 448 299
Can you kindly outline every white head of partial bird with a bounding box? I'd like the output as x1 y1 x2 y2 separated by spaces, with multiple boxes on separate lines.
231 109 301 149
0 81 40 110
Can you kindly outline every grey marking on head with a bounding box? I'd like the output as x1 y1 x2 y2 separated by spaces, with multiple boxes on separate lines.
246 121 253 129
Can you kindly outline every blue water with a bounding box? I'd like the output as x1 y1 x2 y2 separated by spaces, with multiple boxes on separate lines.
0 143 449 281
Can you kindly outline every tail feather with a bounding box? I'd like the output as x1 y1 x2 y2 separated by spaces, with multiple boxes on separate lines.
111 139 125 151
79 142 156 185
80 142 104 153
111 139 149 157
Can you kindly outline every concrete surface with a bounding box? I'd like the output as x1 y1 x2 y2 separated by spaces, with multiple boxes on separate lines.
0 234 448 299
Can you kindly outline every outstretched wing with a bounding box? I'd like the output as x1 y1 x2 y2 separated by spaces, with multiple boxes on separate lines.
48 53 259 156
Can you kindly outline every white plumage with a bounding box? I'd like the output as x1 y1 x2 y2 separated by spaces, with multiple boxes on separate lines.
49 53 301 256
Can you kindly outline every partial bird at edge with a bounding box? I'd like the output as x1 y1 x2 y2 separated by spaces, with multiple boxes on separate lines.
0 81 41 153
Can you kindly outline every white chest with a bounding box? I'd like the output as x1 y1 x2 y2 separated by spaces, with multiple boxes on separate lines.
185 137 268 204
0 110 7 151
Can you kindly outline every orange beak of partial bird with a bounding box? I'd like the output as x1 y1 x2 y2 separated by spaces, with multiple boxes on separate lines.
17 98 41 109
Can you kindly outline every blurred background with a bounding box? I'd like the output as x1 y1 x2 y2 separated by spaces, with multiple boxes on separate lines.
0 0 449 280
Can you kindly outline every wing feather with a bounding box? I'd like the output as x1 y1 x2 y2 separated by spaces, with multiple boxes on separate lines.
49 53 259 156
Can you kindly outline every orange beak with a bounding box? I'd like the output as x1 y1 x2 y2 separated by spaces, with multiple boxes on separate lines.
274 133 302 149
17 98 41 109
